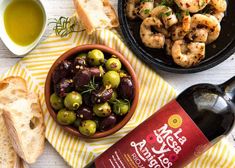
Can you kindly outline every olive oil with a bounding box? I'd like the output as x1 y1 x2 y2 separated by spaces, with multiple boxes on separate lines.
4 0 44 46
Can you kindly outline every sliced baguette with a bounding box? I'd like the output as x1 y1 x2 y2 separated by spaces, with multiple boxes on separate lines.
0 76 27 105
19 159 29 168
2 92 45 164
73 0 119 34
0 115 21 168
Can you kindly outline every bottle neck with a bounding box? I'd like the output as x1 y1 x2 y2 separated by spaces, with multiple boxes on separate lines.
219 76 235 104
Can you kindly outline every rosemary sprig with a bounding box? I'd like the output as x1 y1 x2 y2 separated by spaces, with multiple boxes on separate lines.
110 98 130 106
48 16 85 38
81 77 98 94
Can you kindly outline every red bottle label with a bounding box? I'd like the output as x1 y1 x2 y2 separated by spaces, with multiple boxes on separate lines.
95 100 211 168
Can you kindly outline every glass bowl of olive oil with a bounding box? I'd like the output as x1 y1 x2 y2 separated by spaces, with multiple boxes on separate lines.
0 0 47 56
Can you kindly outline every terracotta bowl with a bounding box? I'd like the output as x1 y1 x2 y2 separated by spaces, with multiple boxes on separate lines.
45 44 139 139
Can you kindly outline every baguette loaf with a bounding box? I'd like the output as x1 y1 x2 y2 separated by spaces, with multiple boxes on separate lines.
73 0 119 34
0 115 21 168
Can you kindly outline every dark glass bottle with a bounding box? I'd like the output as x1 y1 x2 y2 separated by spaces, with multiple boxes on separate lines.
84 77 235 168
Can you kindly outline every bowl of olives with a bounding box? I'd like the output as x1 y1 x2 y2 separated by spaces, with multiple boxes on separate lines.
45 44 139 138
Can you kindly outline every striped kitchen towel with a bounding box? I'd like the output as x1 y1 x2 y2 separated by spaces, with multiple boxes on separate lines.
1 29 235 168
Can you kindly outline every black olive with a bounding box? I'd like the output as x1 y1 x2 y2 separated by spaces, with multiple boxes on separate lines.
89 67 101 77
89 66 105 77
93 117 101 130
54 78 74 97
118 77 134 100
99 114 117 131
76 107 93 120
82 93 93 107
91 86 113 104
73 69 91 90
52 60 73 83
74 57 87 73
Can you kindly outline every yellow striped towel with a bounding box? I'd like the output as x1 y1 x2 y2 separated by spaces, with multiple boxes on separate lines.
1 29 235 168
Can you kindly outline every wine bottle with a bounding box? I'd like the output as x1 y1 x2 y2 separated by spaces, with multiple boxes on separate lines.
84 77 235 168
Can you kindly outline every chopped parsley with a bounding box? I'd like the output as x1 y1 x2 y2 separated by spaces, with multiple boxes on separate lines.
160 0 174 7
199 0 206 7
201 5 213 14
159 11 172 17
185 10 190 16
144 9 151 14
176 12 182 20
164 11 172 16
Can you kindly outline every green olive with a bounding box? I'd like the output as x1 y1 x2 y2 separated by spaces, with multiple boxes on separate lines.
113 100 130 116
64 91 82 110
79 120 96 136
105 58 122 71
50 93 64 110
77 53 88 58
109 91 118 102
87 49 104 66
57 109 76 125
93 102 112 117
102 71 120 88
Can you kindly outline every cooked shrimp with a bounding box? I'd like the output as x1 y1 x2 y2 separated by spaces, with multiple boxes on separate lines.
165 39 173 55
170 11 191 40
174 0 210 13
190 14 221 44
171 40 206 68
151 5 178 29
155 26 170 37
126 0 139 19
211 11 224 22
138 1 154 19
188 28 209 42
140 17 165 48
205 7 225 22
181 11 191 32
210 0 227 12
171 25 188 41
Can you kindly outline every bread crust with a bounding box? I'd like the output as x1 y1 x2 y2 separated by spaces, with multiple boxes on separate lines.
73 0 94 34
73 0 119 34
0 115 19 168
2 77 27 91
19 159 29 168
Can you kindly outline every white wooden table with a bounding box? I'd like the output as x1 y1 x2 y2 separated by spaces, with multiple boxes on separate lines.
0 0 235 167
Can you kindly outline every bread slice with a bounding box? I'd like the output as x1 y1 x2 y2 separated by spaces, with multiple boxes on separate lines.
73 0 119 34
0 76 27 105
0 115 21 168
19 159 29 168
2 92 45 164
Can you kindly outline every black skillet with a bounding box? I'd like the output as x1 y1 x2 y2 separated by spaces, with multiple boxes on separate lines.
118 0 235 73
